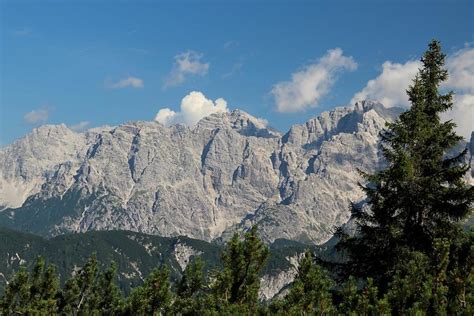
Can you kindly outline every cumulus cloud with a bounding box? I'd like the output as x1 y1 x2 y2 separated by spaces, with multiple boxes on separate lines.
350 60 421 107
443 47 474 139
164 51 210 88
445 47 474 92
154 91 228 126
351 46 474 138
69 121 91 132
24 107 49 124
106 76 144 89
271 48 357 112
442 94 474 139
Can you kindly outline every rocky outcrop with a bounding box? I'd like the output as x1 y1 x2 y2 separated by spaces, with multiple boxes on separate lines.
0 101 471 244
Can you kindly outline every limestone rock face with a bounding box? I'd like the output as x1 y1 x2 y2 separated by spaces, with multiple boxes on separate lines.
0 101 471 244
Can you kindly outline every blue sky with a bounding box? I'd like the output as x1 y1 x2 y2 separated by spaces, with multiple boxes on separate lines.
1 0 474 145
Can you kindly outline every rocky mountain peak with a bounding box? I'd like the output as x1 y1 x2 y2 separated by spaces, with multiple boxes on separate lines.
196 109 280 138
0 101 471 245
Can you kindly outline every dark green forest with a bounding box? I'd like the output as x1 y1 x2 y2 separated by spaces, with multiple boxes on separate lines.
1 40 473 315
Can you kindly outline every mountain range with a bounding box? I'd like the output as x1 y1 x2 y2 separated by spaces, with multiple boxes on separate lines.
1 100 472 245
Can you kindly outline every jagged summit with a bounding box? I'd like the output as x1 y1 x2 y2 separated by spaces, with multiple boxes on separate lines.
0 101 471 244
195 109 281 138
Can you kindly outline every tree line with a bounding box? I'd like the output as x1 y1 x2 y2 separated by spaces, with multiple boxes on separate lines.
1 40 473 315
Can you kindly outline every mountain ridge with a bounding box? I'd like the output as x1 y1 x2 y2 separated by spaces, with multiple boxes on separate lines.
1 101 471 245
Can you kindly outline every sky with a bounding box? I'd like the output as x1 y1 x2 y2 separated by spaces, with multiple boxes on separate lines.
1 0 473 146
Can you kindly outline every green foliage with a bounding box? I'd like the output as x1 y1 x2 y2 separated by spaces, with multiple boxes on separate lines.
278 250 334 314
97 262 125 314
0 39 473 314
384 251 434 314
173 257 211 315
177 257 205 299
127 266 172 315
212 226 269 311
0 225 473 315
336 39 474 292
0 256 59 314
60 253 102 314
446 228 474 314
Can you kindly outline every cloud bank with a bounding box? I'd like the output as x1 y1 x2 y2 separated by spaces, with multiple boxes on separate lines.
106 76 144 89
164 51 210 88
271 48 357 112
350 46 474 138
155 91 228 126
351 47 474 139
350 60 421 107
24 107 49 124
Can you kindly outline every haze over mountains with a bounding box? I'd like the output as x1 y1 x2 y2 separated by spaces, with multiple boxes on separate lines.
0 101 472 245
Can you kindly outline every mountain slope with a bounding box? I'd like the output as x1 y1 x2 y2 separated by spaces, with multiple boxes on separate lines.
0 228 316 300
0 101 471 244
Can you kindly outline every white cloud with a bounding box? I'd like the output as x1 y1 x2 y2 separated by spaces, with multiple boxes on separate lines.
351 46 474 138
154 108 178 127
106 76 144 89
446 47 474 92
164 51 210 88
69 121 90 132
442 94 474 139
350 60 421 107
445 47 474 138
154 91 228 126
24 107 49 124
271 48 357 112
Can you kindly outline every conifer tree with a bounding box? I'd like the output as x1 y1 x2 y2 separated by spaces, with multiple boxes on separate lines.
174 257 210 315
128 265 172 315
176 257 205 299
0 266 31 314
213 226 269 311
446 228 474 313
384 251 435 314
60 254 101 314
0 256 60 315
336 40 474 289
97 261 125 314
280 250 334 314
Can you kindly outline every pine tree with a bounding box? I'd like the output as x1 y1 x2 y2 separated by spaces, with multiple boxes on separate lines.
60 254 101 314
0 266 31 314
355 278 384 316
446 228 474 314
0 256 60 314
280 250 334 315
173 257 211 315
128 265 172 315
337 276 359 315
29 258 60 314
384 251 434 314
176 257 205 299
213 226 269 311
97 261 125 314
336 40 474 290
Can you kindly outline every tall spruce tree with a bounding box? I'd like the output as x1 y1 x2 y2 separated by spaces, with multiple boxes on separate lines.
335 40 474 290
